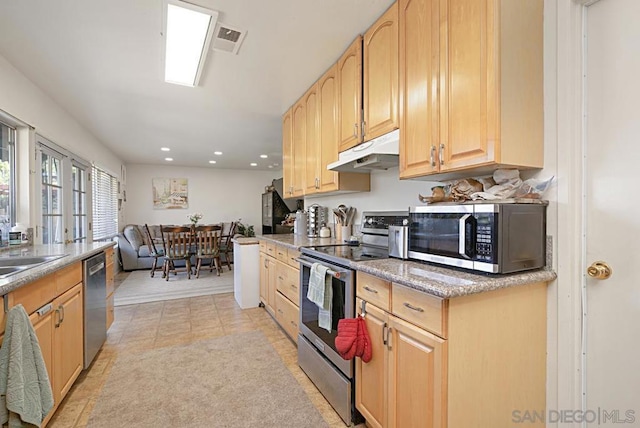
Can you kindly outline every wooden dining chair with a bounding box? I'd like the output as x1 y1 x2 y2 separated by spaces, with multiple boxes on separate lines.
219 221 237 271
194 224 222 277
161 225 194 281
143 224 165 278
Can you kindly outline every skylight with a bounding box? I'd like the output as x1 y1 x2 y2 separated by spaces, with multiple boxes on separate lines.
164 0 218 87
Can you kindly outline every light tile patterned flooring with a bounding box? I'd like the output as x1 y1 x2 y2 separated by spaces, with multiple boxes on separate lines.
47 273 349 428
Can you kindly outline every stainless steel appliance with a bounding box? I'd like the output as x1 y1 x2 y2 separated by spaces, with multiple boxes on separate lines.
297 211 407 425
388 222 409 259
409 201 547 273
261 178 299 235
83 252 107 369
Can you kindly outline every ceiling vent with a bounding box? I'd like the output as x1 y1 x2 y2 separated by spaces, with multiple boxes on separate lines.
211 23 247 55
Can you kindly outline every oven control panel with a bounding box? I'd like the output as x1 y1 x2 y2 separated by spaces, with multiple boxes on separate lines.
361 211 409 232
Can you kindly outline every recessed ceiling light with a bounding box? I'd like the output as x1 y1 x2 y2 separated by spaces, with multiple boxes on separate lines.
250 163 257 167
273 163 279 166
164 1 218 87
260 154 268 159
214 151 223 155
165 157 174 161
209 160 216 164
161 147 171 152
268 165 273 168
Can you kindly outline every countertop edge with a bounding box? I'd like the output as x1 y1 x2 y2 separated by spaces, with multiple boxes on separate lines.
352 261 557 298
258 234 341 251
0 242 115 296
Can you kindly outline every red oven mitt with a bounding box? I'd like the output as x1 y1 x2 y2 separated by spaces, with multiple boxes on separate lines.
357 316 372 363
335 318 359 360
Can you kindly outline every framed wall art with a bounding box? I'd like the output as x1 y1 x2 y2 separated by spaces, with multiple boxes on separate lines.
152 177 188 209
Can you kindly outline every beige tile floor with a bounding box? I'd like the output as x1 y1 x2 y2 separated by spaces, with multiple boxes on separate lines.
47 273 350 428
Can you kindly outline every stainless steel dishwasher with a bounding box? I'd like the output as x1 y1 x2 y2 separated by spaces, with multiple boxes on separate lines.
83 252 107 369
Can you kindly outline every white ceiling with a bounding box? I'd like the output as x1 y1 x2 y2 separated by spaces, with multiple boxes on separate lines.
0 0 394 170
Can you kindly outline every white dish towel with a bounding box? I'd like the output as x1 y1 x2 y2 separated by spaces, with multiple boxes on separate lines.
307 262 333 332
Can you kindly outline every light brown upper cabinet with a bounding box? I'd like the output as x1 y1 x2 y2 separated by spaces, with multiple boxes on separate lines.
400 0 543 179
291 98 306 197
304 84 320 194
363 2 399 142
318 65 340 192
282 108 294 197
337 36 363 152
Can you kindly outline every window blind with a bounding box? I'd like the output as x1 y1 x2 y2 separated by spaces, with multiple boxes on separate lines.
92 165 118 241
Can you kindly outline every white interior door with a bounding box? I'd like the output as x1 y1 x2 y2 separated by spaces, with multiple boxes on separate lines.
585 0 640 420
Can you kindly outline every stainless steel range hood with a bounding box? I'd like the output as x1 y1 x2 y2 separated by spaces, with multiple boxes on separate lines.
327 129 399 173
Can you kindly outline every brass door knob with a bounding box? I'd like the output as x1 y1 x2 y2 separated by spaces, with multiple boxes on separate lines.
587 261 612 280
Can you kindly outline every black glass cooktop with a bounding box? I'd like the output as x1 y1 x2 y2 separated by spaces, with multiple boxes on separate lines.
302 244 389 263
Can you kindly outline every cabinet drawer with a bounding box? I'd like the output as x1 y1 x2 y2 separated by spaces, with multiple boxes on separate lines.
391 283 447 338
276 245 288 263
357 272 391 311
55 262 82 296
276 262 300 307
265 242 276 258
259 240 267 253
276 291 299 341
9 274 56 316
287 248 301 268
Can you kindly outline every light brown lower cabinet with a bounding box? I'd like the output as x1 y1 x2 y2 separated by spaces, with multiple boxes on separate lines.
356 277 547 427
3 258 92 427
259 240 300 341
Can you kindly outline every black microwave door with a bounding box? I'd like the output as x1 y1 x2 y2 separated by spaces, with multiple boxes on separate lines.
410 213 474 258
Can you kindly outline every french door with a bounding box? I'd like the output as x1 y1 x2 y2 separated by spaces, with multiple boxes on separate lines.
37 136 90 244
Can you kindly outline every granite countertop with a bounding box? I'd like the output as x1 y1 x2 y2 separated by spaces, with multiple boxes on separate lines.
0 242 115 296
352 258 557 298
258 234 341 250
232 237 260 245
258 233 556 299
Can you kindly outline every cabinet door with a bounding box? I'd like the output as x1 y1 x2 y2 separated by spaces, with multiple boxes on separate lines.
259 253 269 309
337 36 363 152
399 0 440 179
304 84 320 194
363 2 399 141
29 308 54 398
267 258 277 314
355 299 389 428
318 65 339 192
439 0 497 171
292 99 306 197
388 315 446 428
282 109 294 198
53 283 84 404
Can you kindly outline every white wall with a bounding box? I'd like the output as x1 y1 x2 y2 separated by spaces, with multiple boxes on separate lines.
0 53 123 227
305 168 439 229
125 164 278 232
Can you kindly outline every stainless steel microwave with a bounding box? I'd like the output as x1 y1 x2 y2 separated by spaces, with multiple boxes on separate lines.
408 202 547 274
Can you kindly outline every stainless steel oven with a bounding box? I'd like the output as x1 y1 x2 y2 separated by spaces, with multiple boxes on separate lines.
297 254 357 425
296 210 408 425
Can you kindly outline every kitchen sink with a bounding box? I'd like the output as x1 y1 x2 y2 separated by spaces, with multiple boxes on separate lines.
0 254 67 278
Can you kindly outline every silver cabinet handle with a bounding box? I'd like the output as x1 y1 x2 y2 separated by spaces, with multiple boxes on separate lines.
430 146 436 167
54 308 61 328
36 303 53 317
403 302 425 313
353 123 358 138
363 286 378 294
382 322 388 345
59 304 65 323
291 284 298 290
439 143 445 165
361 121 366 138
387 327 392 350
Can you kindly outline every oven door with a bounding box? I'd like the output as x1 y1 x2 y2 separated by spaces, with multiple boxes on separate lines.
298 255 354 378
409 205 478 269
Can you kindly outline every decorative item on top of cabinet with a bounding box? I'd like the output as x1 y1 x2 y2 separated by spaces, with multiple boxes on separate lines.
399 0 544 180
363 1 399 142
